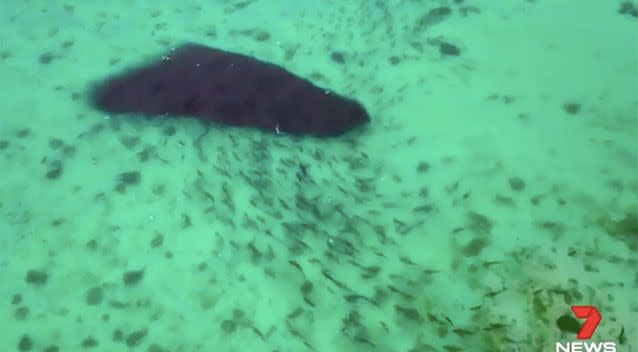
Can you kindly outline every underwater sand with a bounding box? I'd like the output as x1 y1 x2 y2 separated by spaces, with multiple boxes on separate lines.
0 1 637 351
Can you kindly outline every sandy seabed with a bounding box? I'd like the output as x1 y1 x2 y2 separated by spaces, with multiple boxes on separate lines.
0 1 636 351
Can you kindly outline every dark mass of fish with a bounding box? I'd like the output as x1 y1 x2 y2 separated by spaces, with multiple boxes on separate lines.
89 43 370 137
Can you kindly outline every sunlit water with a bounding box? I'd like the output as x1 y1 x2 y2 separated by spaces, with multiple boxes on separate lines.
1 1 636 351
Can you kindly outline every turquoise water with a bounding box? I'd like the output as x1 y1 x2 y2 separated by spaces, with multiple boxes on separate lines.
1 1 637 351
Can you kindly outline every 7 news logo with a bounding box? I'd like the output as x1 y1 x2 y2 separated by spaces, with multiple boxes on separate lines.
555 306 616 352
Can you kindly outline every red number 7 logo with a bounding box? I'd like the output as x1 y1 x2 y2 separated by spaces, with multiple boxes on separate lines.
571 305 602 339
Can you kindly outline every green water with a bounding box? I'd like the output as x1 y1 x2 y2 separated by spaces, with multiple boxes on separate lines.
1 1 637 351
